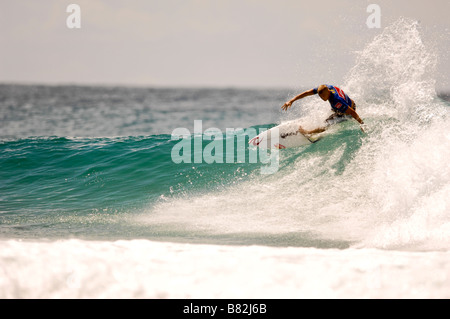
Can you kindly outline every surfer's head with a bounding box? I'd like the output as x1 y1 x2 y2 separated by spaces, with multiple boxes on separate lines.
317 85 330 101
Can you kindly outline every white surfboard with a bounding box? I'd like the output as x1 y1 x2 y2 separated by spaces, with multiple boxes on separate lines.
249 120 318 149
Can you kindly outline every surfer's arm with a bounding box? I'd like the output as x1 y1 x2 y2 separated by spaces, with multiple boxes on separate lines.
282 89 316 111
344 106 367 132
344 106 364 125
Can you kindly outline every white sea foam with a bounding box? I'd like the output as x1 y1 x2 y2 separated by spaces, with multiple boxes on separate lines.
1 239 449 298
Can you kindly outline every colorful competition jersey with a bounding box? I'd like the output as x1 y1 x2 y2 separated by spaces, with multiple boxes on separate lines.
313 85 352 113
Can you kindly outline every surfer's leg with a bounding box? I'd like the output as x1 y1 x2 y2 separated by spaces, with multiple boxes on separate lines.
298 125 327 135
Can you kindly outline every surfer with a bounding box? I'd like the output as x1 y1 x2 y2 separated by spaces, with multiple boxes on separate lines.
281 84 366 134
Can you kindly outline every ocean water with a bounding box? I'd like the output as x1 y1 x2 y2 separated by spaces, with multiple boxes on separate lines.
1 18 450 298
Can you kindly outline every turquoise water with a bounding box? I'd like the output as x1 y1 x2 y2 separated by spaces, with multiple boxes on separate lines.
0 101 367 246
0 133 259 216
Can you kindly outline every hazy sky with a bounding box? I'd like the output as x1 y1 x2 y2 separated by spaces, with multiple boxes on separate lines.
0 0 449 90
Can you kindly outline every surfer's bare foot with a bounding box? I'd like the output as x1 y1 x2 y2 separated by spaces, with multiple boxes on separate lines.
298 126 307 135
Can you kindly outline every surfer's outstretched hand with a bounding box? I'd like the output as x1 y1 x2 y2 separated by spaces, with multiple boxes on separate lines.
281 101 292 111
360 124 367 133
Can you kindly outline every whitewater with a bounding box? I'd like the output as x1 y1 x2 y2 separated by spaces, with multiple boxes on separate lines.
1 18 450 298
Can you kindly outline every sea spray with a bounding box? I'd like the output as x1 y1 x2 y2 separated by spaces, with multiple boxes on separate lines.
143 18 450 250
